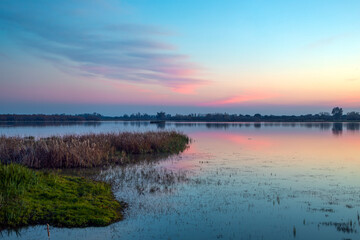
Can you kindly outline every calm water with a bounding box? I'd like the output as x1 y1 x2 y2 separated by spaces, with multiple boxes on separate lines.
1 122 360 240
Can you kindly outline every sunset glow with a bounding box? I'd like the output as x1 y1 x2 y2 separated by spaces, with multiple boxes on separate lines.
1 0 360 114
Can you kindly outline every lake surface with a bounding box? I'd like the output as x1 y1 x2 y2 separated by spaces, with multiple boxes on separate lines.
1 122 360 240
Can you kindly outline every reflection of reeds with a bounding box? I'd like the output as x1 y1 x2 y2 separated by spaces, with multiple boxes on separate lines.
95 165 189 195
0 131 189 168
293 226 296 237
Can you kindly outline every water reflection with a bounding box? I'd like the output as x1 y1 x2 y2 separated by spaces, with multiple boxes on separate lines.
332 123 343 135
1 121 359 136
1 121 360 240
154 122 166 129
347 122 360 131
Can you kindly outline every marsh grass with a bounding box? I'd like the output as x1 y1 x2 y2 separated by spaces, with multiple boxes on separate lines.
0 131 189 230
0 131 189 168
0 163 124 230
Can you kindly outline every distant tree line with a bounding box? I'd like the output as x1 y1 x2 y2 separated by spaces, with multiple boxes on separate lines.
0 113 102 122
1 107 360 122
102 107 360 122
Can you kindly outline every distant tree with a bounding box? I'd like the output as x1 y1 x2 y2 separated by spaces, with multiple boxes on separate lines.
331 107 343 119
319 112 330 116
346 111 360 121
156 111 166 120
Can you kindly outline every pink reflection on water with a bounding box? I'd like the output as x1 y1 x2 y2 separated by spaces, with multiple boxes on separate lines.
166 128 360 174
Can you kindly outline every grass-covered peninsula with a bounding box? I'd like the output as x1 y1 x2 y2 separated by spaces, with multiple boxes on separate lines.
0 164 124 230
0 131 190 230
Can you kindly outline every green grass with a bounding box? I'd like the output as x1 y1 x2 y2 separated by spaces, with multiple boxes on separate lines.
0 164 124 230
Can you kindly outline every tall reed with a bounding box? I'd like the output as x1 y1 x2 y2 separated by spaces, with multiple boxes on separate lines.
0 131 189 168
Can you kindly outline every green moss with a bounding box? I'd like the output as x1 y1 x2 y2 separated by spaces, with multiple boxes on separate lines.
0 164 124 230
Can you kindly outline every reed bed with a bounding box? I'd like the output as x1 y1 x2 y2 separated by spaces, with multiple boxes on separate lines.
0 131 189 168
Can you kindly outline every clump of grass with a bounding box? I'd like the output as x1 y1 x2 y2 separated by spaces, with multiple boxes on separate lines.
0 163 124 230
0 131 189 168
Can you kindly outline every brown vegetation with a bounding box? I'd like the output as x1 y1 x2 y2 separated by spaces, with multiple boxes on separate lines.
0 131 189 168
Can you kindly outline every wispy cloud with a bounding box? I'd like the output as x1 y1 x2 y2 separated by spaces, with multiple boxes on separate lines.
105 24 174 36
0 1 208 93
305 34 350 50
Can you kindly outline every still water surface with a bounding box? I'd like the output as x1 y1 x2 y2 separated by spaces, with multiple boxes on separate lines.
1 122 360 240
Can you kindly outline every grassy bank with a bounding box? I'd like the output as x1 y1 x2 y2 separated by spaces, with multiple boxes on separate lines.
0 163 124 230
0 131 189 168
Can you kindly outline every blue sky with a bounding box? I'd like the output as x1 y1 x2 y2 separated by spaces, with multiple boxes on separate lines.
1 0 360 115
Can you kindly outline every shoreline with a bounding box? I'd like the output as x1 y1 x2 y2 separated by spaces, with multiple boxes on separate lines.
0 131 190 230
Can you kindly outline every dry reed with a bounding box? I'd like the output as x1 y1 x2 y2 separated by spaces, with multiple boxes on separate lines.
0 131 189 168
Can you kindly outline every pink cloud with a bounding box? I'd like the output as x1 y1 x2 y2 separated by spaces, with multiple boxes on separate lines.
171 84 198 94
200 92 276 106
74 57 208 95
163 68 198 77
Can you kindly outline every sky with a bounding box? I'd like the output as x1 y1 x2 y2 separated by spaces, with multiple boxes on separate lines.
1 0 360 115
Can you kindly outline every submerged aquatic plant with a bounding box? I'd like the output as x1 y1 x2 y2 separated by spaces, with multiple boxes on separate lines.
95 164 189 195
